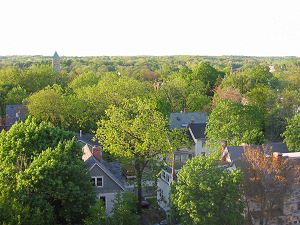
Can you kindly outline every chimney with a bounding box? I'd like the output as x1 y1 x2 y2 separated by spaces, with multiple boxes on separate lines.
184 108 188 113
221 140 227 157
273 152 282 161
191 117 194 124
92 145 101 162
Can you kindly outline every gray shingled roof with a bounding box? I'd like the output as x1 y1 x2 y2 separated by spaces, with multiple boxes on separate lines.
5 105 27 127
84 146 126 191
228 143 289 162
53 51 60 58
77 134 126 190
77 134 102 147
169 112 208 130
188 123 207 139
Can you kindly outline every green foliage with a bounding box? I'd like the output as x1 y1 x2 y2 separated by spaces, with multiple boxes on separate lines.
205 99 265 148
282 113 300 152
95 98 188 213
5 85 28 105
0 116 96 224
110 191 138 225
170 152 245 225
84 198 109 225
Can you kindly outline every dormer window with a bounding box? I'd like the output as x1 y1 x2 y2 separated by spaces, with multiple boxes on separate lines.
161 169 171 184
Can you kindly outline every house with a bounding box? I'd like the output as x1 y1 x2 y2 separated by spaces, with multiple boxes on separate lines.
78 134 127 215
169 109 208 130
187 123 209 156
5 105 27 130
157 112 210 213
227 143 300 225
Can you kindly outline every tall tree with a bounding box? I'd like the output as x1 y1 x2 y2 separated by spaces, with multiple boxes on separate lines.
170 152 245 225
205 99 265 148
95 98 186 214
0 116 96 224
282 113 300 152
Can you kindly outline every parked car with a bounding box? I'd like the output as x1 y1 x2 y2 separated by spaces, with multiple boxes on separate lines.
141 196 149 208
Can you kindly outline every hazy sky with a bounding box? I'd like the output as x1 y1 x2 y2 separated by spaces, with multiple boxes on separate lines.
1 0 299 57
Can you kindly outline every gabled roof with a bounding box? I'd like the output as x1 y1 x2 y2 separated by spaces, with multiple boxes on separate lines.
83 144 126 191
188 123 207 140
169 112 208 130
53 51 60 58
5 105 27 127
77 134 102 147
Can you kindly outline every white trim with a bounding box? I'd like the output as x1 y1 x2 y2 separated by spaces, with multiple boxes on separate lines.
188 127 197 143
89 163 126 191
91 176 103 187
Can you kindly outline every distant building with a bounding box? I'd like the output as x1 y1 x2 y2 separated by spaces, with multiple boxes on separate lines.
52 51 61 72
5 105 28 130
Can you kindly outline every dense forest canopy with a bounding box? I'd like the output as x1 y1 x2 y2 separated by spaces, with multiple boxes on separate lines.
0 55 299 144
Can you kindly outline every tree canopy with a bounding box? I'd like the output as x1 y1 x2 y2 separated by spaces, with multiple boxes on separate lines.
170 152 245 225
0 116 96 224
95 98 187 213
205 99 265 148
282 113 300 152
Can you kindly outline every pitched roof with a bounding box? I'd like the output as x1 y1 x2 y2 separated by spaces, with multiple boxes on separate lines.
77 134 102 147
83 144 126 191
188 123 207 140
169 112 208 130
53 51 60 58
5 105 27 127
228 142 289 162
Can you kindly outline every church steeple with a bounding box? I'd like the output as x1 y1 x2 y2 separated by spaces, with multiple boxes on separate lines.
52 51 61 72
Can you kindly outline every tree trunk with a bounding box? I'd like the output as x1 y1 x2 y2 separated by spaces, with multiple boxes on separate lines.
136 162 143 214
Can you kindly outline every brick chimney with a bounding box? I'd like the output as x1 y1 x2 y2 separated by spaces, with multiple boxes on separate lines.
191 117 194 124
221 140 227 157
92 145 101 162
184 108 188 113
273 152 282 161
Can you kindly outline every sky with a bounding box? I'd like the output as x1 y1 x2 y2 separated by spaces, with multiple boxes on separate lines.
1 0 300 57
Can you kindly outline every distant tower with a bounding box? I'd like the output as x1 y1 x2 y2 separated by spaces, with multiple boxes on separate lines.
52 51 61 72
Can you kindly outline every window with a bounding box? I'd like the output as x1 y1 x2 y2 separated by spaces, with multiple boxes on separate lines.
91 176 103 187
161 170 171 183
158 188 163 198
181 154 188 162
165 173 170 182
100 196 106 208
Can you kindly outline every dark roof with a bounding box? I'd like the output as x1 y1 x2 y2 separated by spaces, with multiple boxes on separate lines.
169 112 208 130
228 143 289 162
5 105 27 127
188 123 207 139
53 51 60 58
77 134 102 147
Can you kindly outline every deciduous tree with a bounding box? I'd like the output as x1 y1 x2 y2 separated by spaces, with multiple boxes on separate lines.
282 113 300 152
241 145 300 224
95 98 187 214
0 116 97 224
205 99 265 148
170 152 245 225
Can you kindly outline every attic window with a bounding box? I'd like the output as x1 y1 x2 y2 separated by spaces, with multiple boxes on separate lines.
176 117 181 121
181 124 187 127
91 176 103 187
